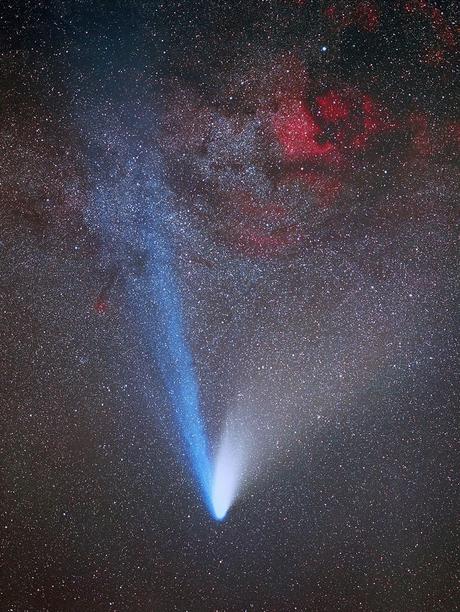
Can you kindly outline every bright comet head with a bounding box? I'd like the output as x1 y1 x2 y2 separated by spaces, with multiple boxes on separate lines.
211 424 246 521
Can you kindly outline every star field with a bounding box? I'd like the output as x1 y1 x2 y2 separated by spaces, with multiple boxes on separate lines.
1 1 458 610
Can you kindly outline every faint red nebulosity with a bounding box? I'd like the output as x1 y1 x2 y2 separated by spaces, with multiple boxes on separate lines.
324 4 351 30
221 190 299 256
305 172 344 207
324 4 338 20
408 112 432 156
94 298 108 314
446 122 460 150
237 192 287 222
316 91 351 122
324 0 456 64
363 95 386 129
355 1 380 31
408 113 460 158
272 99 335 160
351 94 395 149
281 168 344 207
281 168 343 208
403 0 458 62
93 267 120 314
232 224 302 257
323 0 380 32
403 0 426 12
425 48 445 66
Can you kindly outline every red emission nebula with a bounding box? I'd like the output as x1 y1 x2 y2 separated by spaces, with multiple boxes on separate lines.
154 1 458 258
160 52 457 258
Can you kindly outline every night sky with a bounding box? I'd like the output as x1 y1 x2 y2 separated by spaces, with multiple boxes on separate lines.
1 1 459 610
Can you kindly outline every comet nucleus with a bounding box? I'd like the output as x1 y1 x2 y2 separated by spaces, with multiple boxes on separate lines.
211 425 246 521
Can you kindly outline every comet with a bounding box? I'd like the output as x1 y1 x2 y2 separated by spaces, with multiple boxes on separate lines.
148 215 215 518
149 204 248 522
211 423 247 521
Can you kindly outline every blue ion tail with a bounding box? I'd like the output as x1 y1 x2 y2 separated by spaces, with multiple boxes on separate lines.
149 228 225 521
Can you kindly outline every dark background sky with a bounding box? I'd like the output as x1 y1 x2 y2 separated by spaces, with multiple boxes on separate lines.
1 1 458 610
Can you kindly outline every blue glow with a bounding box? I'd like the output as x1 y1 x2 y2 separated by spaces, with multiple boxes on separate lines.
211 423 246 521
149 224 219 519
